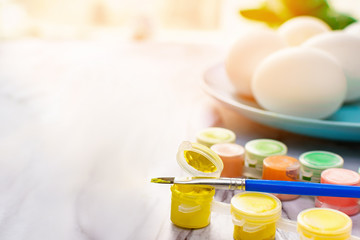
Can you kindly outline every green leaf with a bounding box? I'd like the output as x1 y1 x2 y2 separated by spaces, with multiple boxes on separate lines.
312 7 357 30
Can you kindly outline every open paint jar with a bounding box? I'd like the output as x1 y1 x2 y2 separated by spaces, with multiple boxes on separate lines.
297 208 352 240
299 151 343 182
262 155 300 201
230 192 282 240
170 141 224 228
316 168 360 216
196 127 236 147
244 139 287 179
211 143 245 177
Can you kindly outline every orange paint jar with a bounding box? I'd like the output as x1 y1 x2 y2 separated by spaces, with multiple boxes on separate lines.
316 168 360 216
211 143 245 178
262 155 300 201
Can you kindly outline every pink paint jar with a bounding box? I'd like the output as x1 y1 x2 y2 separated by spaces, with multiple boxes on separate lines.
316 168 360 216
210 143 245 178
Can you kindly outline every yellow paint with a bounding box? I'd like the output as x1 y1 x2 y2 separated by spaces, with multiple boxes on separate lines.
233 223 276 240
184 150 217 173
297 208 352 240
231 192 281 240
150 178 171 184
233 194 278 214
170 184 215 229
176 141 223 177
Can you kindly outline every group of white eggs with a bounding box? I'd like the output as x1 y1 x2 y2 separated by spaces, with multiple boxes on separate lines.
225 16 360 119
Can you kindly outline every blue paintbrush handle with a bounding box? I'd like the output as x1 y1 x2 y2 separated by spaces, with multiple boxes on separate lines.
245 179 360 198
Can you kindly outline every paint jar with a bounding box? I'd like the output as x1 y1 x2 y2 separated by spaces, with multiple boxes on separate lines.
262 155 300 201
231 192 282 240
297 208 352 240
211 143 245 177
316 168 360 216
171 141 224 228
299 151 343 183
170 184 215 228
244 139 287 179
196 127 236 147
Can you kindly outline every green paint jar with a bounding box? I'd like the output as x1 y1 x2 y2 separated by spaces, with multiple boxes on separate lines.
244 139 287 179
299 151 344 183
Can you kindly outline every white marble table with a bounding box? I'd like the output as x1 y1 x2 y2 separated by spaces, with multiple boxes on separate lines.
0 39 359 240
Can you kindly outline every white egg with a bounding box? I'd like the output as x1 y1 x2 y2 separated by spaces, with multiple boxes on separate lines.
252 48 346 119
225 29 286 98
278 16 330 46
345 22 360 37
303 32 360 102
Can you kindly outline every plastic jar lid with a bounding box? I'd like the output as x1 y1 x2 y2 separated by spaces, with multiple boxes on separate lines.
245 139 287 160
263 155 300 181
299 151 343 170
321 168 360 186
196 127 236 147
210 143 245 158
297 208 352 239
231 192 281 224
177 141 224 177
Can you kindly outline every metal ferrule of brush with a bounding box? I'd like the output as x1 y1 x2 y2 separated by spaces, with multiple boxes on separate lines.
224 178 246 190
176 177 246 190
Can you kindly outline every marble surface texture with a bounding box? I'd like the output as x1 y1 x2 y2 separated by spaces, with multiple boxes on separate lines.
0 39 359 240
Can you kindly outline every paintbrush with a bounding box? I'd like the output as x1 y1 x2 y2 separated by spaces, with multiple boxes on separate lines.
151 177 360 198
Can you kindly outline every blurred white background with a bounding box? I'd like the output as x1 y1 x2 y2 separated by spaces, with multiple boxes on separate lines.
1 0 358 42
0 1 359 240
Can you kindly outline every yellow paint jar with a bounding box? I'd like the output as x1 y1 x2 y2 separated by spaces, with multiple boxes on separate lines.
170 141 224 228
231 192 282 240
170 184 215 229
297 208 352 240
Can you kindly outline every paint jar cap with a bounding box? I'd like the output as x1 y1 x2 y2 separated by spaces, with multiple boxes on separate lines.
263 155 300 181
299 151 343 170
196 127 236 147
210 143 245 158
321 168 360 186
245 139 287 159
297 208 352 239
231 192 281 225
177 141 224 177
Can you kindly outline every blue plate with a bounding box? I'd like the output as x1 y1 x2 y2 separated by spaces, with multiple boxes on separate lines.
203 64 360 142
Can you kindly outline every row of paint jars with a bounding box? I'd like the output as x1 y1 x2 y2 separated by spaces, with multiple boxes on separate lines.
171 189 360 240
170 137 360 239
197 127 345 182
196 127 343 182
195 127 360 215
